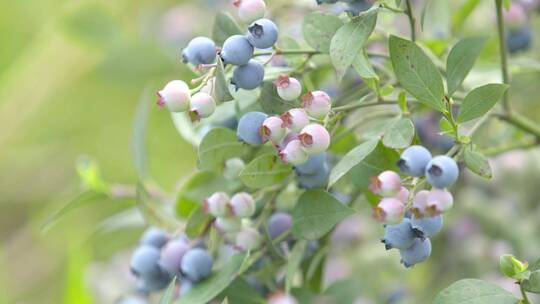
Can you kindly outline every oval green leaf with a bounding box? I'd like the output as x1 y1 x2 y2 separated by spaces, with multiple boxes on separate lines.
446 36 487 96
457 83 509 123
434 279 519 304
212 12 242 45
259 82 299 114
292 190 355 240
302 12 343 53
389 35 445 112
214 57 235 103
383 118 415 149
328 139 379 188
463 149 492 179
239 154 292 189
198 128 245 172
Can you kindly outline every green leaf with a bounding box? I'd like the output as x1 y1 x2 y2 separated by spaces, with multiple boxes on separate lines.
292 190 355 240
523 270 540 294
176 171 234 218
131 87 152 180
434 279 519 304
286 240 308 292
239 154 292 189
383 118 415 149
177 253 252 304
457 83 509 123
446 37 487 96
198 128 245 171
464 149 492 179
212 12 242 45
328 139 379 188
160 277 177 304
219 278 266 304
42 191 109 233
214 57 235 103
389 35 445 112
439 117 454 135
352 50 378 80
351 142 400 188
398 91 408 113
330 10 378 79
76 157 109 193
185 206 212 238
500 254 529 278
259 82 299 114
302 12 343 53
452 0 481 33
324 279 362 304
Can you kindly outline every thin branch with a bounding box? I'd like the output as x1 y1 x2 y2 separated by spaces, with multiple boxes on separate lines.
405 0 417 41
495 0 511 113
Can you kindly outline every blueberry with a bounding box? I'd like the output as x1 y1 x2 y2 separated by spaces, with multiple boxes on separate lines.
180 248 213 282
182 36 217 65
399 238 432 268
346 0 371 15
398 145 432 177
298 162 330 189
136 272 171 292
220 35 254 65
140 227 169 248
247 18 279 49
159 239 190 275
267 212 292 239
237 111 268 145
425 156 459 188
507 26 532 54
130 245 162 278
232 59 265 90
410 214 443 238
295 153 326 175
382 218 416 250
180 279 193 295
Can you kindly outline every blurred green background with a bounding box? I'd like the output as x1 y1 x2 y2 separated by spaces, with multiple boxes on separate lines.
0 0 539 303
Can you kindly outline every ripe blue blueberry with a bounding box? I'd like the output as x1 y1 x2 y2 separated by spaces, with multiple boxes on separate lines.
298 162 330 189
159 239 190 275
182 36 217 65
220 35 254 65
410 214 443 238
399 238 432 268
425 156 459 188
130 245 162 277
295 153 326 175
237 111 269 145
398 145 432 177
232 59 265 90
180 248 213 282
247 18 279 49
346 0 372 15
140 227 169 249
136 272 171 292
507 26 532 54
381 218 416 250
267 212 292 239
180 279 193 295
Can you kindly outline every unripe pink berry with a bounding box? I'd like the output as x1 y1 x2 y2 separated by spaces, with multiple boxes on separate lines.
234 0 267 23
279 139 308 165
298 124 330 154
276 131 298 150
230 192 256 218
280 108 309 132
235 227 262 251
204 192 231 217
411 190 429 217
373 198 405 224
301 91 331 119
369 171 402 197
157 80 191 112
189 92 216 122
260 116 286 143
394 187 410 204
426 189 454 215
214 217 242 233
503 3 527 30
274 75 302 101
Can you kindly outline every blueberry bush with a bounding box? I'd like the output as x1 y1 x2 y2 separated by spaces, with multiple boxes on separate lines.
43 0 540 303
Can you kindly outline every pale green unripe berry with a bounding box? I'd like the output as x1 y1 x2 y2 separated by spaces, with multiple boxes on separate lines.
204 192 231 217
224 158 245 180
215 217 242 233
189 92 216 122
235 227 262 251
230 192 256 218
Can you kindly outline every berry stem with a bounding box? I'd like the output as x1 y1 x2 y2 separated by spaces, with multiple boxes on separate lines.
519 281 531 304
253 49 390 59
495 0 511 114
333 100 398 112
405 0 417 42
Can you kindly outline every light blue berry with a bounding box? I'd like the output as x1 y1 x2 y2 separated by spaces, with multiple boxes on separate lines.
232 59 265 90
399 238 432 268
425 155 459 188
398 145 432 177
237 111 268 145
140 227 168 249
180 248 213 282
295 153 327 175
382 218 416 250
182 37 216 65
220 35 254 65
180 279 193 295
130 245 162 277
410 214 443 238
136 272 171 292
267 212 292 240
507 26 532 54
298 162 330 189
247 18 279 49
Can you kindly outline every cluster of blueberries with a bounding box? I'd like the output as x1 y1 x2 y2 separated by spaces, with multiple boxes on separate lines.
316 0 372 15
126 228 213 302
504 1 536 54
369 145 459 267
